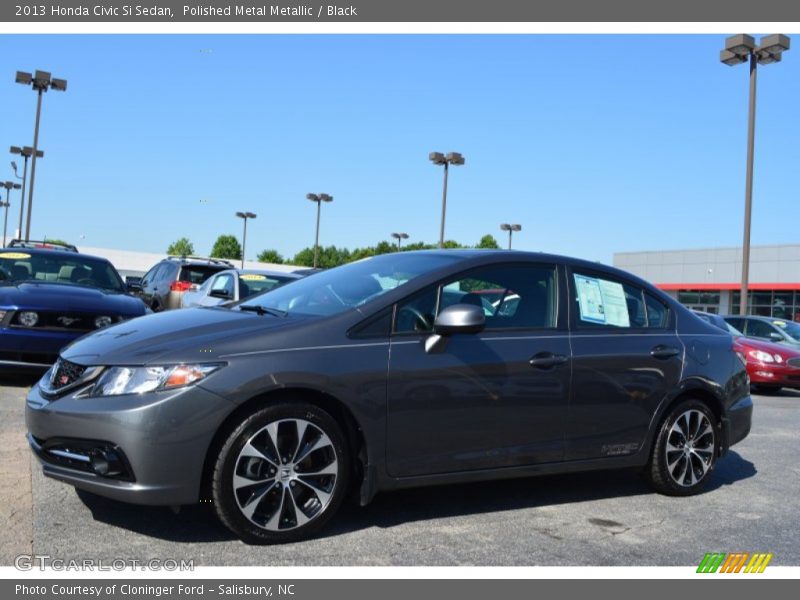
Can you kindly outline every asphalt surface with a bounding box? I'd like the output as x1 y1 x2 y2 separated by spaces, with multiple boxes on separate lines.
2 377 798 566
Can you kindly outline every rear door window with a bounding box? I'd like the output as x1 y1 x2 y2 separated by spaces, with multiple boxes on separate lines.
572 271 669 330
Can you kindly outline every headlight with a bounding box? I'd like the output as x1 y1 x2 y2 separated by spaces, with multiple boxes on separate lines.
94 315 113 329
91 363 223 397
748 350 775 363
18 311 39 327
773 354 784 363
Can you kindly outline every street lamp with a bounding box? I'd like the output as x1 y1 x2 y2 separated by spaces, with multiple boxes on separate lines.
429 151 465 248
391 232 409 250
499 223 522 250
2 181 22 247
235 211 256 269
306 193 333 268
10 146 44 241
15 70 67 242
720 33 790 316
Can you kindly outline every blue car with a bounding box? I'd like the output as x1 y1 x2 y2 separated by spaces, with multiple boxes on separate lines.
0 247 148 370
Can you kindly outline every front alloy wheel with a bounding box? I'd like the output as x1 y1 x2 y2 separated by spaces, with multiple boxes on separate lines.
213 403 348 544
645 399 719 496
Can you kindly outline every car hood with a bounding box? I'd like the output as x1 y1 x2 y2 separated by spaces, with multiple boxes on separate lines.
0 282 146 315
61 306 308 366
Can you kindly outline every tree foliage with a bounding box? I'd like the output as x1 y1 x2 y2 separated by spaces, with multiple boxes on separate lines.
476 234 500 249
210 235 242 260
257 249 284 264
166 237 195 256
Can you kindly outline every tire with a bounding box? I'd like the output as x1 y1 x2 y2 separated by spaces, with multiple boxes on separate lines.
645 399 719 496
212 402 349 544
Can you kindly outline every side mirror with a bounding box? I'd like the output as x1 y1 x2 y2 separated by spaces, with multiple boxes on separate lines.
425 304 485 353
769 332 784 342
125 277 142 292
209 289 232 300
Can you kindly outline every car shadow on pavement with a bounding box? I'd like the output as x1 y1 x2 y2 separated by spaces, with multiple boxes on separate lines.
73 450 756 545
0 373 42 388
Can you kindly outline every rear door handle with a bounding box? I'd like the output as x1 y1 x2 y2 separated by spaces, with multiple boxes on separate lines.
651 345 680 359
529 352 569 369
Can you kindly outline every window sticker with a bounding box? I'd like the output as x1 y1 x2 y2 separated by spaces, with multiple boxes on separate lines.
240 274 267 281
574 274 631 327
0 252 31 259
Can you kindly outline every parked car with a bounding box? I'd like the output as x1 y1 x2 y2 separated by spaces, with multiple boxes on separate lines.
694 311 800 393
26 250 752 544
7 238 78 252
723 315 800 348
0 247 147 370
129 256 234 311
180 269 301 308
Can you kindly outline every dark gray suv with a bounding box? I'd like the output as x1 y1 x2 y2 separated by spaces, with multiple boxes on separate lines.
26 251 752 544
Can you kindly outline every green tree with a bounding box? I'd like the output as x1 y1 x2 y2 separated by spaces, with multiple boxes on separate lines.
292 245 351 268
257 249 284 264
210 235 242 260
476 234 500 249
43 237 71 247
166 237 195 256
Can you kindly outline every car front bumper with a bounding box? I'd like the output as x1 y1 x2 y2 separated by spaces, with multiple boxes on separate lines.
25 379 236 505
0 326 82 368
747 362 800 388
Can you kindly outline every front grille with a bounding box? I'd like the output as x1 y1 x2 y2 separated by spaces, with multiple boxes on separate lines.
50 358 87 390
787 358 800 368
10 311 105 332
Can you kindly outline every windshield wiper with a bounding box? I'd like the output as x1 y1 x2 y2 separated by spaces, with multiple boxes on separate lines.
238 305 288 318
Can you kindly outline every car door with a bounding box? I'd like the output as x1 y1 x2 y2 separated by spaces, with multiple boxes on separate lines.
386 262 570 477
139 264 163 306
566 268 682 460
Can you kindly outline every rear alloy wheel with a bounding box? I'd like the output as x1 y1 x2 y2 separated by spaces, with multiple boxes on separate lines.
645 399 718 496
212 403 348 544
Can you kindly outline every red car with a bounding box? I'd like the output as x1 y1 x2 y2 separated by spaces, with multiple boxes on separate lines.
694 311 800 393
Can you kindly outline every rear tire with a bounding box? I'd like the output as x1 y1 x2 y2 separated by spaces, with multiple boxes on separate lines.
645 399 719 496
212 402 349 544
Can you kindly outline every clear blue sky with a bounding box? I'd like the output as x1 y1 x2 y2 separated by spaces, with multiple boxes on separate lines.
1 34 798 263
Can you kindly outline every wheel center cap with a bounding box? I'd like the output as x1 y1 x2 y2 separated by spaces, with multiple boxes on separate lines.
280 467 292 481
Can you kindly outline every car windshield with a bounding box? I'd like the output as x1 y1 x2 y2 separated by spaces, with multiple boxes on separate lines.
237 253 462 317
772 320 800 341
0 251 125 292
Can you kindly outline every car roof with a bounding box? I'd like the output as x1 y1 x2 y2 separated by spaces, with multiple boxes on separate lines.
0 246 111 263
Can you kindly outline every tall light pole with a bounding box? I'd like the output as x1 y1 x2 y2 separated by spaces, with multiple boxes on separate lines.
500 223 522 250
306 193 333 268
720 34 790 316
15 70 67 242
2 182 22 247
235 211 256 269
429 152 465 248
391 232 409 250
10 146 43 240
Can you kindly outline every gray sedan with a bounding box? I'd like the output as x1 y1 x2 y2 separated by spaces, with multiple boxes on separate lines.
179 269 300 308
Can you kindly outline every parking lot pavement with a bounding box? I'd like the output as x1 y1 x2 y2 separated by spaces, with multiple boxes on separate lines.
2 379 798 566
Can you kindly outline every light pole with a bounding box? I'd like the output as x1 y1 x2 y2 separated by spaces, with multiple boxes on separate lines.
720 34 790 316
429 152 465 248
391 232 409 250
235 211 256 269
306 193 333 268
500 223 522 250
2 182 22 247
15 70 67 242
10 146 44 240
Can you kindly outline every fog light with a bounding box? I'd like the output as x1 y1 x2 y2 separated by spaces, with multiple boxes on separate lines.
94 315 113 329
90 449 123 477
18 311 39 327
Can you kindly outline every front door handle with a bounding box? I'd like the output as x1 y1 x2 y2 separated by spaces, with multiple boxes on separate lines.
651 345 680 359
529 352 569 369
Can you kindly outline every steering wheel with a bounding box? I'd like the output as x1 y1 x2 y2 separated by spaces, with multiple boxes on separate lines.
397 305 432 332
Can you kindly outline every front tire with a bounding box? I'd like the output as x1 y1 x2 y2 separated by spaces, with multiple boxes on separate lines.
645 399 719 496
212 402 349 544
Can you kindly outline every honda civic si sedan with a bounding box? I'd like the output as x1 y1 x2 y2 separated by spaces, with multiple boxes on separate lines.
26 250 752 544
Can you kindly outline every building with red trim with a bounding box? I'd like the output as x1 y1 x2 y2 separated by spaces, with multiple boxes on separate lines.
613 244 800 320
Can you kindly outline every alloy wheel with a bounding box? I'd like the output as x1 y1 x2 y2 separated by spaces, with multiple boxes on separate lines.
232 418 338 531
665 409 715 487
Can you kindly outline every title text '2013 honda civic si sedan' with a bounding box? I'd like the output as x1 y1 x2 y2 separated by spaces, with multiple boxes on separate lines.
26 250 752 544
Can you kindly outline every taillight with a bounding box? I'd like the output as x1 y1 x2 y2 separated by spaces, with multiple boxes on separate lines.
170 280 194 292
